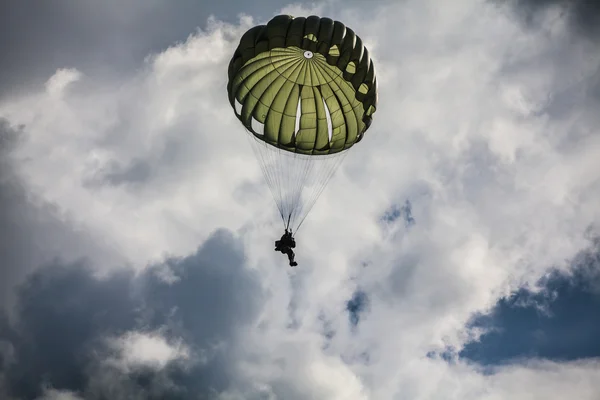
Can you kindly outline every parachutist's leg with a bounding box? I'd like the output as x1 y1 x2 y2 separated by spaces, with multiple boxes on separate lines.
287 250 297 267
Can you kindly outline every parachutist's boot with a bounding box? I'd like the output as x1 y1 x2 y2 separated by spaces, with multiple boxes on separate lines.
288 253 297 267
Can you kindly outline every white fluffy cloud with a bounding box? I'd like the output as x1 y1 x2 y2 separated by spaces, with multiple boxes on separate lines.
36 389 84 400
1 0 599 398
103 331 190 372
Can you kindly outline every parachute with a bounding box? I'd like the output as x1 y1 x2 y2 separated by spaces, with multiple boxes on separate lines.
227 15 378 234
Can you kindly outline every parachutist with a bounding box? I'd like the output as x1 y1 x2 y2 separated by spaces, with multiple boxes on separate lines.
275 229 298 267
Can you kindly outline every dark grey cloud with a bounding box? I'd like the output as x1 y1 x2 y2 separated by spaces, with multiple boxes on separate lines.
3 264 137 399
0 0 321 98
96 158 154 187
0 228 263 399
498 0 600 39
458 238 600 366
88 136 186 189
0 119 125 311
1 0 385 100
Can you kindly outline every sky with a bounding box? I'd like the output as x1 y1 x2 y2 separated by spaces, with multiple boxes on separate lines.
1 0 599 399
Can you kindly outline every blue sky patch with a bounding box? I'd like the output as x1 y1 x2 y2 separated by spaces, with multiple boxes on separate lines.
347 290 369 327
382 200 416 227
459 252 600 365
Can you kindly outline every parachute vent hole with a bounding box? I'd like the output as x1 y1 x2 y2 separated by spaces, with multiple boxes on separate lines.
346 62 356 74
322 98 333 142
294 96 302 136
234 98 243 115
251 117 265 135
366 105 376 117
358 83 369 95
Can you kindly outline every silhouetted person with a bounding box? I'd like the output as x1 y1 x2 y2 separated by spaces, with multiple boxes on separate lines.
275 229 297 266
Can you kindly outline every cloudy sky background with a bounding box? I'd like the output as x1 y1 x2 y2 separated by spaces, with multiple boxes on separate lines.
1 0 599 399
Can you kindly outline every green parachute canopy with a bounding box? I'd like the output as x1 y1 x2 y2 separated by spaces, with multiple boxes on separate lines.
227 15 378 233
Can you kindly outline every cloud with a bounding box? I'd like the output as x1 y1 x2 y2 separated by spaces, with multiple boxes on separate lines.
0 0 328 98
44 69 82 97
460 240 600 365
0 119 125 311
0 0 599 398
0 18 262 266
104 331 191 373
500 0 600 39
0 229 263 399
